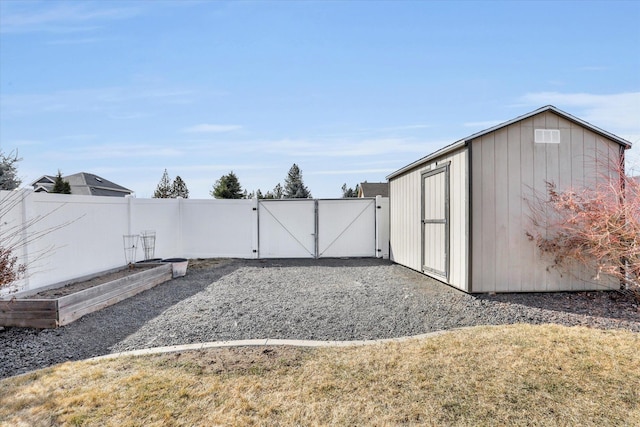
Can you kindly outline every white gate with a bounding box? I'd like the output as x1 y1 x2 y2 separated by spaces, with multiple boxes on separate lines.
317 199 376 258
258 199 377 258
258 199 316 258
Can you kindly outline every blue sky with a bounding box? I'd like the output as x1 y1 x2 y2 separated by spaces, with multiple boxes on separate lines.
1 0 639 198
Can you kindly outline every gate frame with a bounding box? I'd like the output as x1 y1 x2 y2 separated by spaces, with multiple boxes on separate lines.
257 198 380 259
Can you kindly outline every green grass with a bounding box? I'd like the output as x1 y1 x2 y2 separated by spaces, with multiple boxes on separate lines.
1 324 638 426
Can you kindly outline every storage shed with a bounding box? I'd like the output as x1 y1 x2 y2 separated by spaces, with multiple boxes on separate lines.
387 105 632 293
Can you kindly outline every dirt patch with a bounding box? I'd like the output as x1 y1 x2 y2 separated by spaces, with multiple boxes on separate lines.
22 259 232 300
187 258 233 270
24 266 157 299
148 346 313 375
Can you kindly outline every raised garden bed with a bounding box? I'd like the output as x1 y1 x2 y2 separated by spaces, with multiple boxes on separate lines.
0 263 173 329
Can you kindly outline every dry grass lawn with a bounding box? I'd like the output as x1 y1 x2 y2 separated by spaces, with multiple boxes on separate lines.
1 324 638 426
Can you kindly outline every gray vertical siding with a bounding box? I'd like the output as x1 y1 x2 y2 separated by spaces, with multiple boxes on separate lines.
389 146 468 291
470 110 622 292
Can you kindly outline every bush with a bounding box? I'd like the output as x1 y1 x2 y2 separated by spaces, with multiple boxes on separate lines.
528 168 639 300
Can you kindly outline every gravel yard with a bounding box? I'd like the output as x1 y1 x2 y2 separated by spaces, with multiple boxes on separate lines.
1 258 639 379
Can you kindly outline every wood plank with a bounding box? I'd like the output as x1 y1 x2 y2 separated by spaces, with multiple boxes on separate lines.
470 139 483 291
493 128 510 292
0 310 58 320
583 130 597 188
0 299 57 311
570 125 585 189
507 123 522 291
0 318 58 328
57 265 171 308
0 265 171 328
0 299 58 328
59 272 171 326
533 123 548 291
481 134 496 292
520 124 536 292
59 273 171 309
58 268 171 310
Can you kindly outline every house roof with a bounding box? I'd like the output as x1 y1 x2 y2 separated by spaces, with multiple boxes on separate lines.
359 182 389 198
387 105 633 180
30 172 132 196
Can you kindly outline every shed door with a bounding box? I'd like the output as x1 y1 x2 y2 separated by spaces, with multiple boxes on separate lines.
422 164 450 280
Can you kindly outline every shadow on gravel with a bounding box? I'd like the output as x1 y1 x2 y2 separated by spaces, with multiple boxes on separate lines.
0 260 243 379
476 291 639 322
244 258 394 268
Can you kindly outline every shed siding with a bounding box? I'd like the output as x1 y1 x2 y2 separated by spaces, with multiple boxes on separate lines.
470 111 622 292
390 146 468 291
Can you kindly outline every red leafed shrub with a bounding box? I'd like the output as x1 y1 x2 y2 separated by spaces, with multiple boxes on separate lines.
0 246 26 287
527 171 639 301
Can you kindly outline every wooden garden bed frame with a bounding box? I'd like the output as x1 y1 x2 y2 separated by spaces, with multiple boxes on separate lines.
0 264 172 328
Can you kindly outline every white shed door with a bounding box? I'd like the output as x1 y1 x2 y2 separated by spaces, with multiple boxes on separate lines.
258 200 316 258
422 164 450 279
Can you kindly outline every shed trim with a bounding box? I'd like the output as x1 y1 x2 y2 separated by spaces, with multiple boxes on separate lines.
386 105 632 180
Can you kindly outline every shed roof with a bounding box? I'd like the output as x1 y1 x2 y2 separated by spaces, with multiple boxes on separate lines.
387 105 633 180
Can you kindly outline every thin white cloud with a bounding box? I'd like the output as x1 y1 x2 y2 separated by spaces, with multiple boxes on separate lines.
310 168 396 175
44 143 184 160
376 124 432 131
258 137 443 158
108 112 151 120
46 37 112 45
463 120 504 129
1 87 193 116
0 2 139 34
5 139 42 147
518 91 640 133
578 66 608 71
183 124 242 133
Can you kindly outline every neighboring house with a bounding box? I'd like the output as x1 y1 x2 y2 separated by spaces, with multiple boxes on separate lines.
358 182 389 198
387 105 632 294
30 172 133 197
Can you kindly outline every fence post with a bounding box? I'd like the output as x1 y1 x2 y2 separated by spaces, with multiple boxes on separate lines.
252 197 259 259
177 197 184 257
125 194 133 236
375 196 390 259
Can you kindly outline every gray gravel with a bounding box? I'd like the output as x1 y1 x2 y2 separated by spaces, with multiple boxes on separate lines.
1 258 639 379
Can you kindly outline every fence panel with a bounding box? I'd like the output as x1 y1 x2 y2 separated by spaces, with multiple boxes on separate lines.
181 199 257 258
16 192 129 293
129 198 180 261
1 191 389 296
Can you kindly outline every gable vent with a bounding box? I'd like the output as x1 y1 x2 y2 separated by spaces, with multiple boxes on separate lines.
535 129 560 144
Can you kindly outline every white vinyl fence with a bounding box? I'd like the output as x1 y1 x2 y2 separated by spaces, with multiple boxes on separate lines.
1 190 388 295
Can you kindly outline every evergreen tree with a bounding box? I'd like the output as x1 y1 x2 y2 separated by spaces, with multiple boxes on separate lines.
0 150 22 190
51 170 71 194
272 183 284 199
283 164 311 198
171 175 189 198
341 183 359 198
153 169 173 198
255 189 264 199
211 171 244 199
